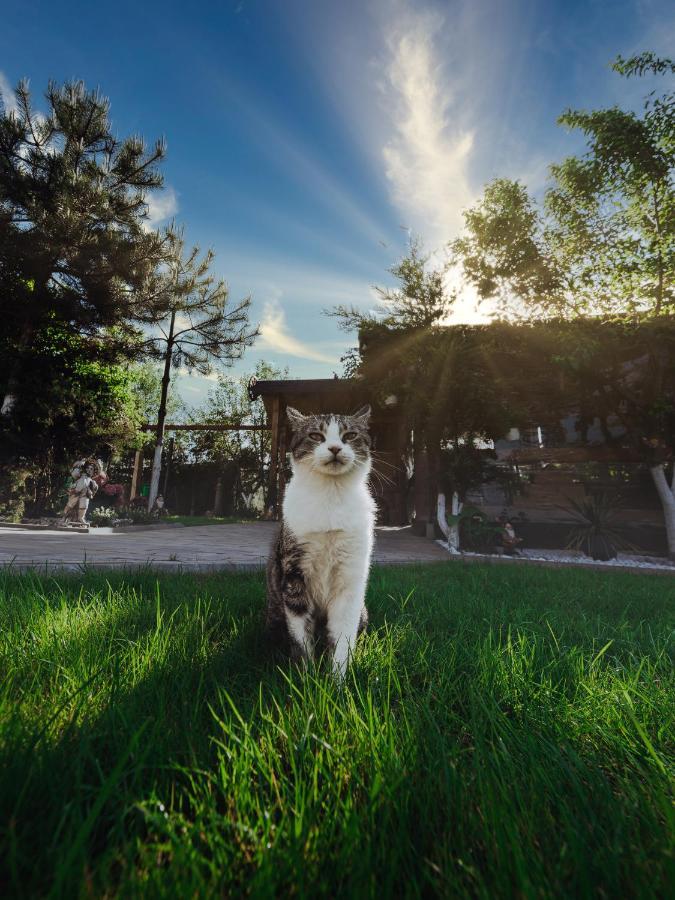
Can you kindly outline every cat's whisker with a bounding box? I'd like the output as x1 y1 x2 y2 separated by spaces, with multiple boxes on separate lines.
370 453 403 473
369 468 395 488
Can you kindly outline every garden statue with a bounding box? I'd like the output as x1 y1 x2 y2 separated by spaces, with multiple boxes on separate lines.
499 518 523 555
151 494 166 517
61 458 104 525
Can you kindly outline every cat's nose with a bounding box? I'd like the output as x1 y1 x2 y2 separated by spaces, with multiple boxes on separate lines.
327 445 342 456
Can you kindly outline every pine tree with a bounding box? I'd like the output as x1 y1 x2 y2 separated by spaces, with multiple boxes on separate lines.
145 229 259 509
0 79 171 414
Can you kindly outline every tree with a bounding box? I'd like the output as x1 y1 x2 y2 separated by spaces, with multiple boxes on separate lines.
0 79 171 415
144 229 259 509
450 52 675 553
329 236 453 349
451 52 675 318
450 178 565 318
190 360 286 515
0 321 141 517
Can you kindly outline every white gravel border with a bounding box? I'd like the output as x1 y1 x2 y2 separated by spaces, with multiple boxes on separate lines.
435 542 675 573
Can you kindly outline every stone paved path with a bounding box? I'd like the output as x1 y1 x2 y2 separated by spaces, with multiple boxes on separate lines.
0 523 451 572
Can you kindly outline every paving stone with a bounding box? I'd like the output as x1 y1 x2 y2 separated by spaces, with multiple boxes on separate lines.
0 523 450 572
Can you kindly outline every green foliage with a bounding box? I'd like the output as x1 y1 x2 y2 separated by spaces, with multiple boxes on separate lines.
164 515 252 526
456 507 504 553
356 321 524 457
0 78 175 509
0 78 170 347
0 321 141 512
88 507 117 526
452 52 675 318
147 228 259 379
439 443 497 503
126 361 185 449
189 360 286 514
0 565 671 896
450 179 564 317
128 362 181 424
328 236 453 342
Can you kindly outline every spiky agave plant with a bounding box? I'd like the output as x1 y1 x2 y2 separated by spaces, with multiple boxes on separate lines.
563 493 635 561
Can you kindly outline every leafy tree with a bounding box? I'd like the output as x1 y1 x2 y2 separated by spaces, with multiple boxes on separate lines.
0 78 175 514
450 179 565 318
0 321 140 517
0 79 171 414
127 361 184 441
329 236 453 344
190 361 286 515
452 52 675 318
144 229 259 508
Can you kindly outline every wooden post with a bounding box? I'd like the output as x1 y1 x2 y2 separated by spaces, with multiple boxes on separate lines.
130 449 143 500
278 407 288 508
267 395 281 517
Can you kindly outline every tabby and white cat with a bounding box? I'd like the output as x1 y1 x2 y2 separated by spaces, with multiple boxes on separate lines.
266 405 375 677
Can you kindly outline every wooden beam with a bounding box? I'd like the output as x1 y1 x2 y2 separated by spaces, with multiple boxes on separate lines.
267 396 281 517
141 423 270 432
278 410 288 508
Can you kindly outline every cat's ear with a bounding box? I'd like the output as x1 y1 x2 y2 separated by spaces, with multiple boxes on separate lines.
286 406 307 430
351 405 371 425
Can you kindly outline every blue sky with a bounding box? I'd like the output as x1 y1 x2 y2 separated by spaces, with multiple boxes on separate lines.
1 0 673 407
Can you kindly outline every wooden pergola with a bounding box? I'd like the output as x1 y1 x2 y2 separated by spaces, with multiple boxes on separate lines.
134 377 411 522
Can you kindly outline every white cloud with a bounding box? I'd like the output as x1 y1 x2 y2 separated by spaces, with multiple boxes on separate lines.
379 5 475 248
143 186 179 230
0 71 18 115
259 301 338 364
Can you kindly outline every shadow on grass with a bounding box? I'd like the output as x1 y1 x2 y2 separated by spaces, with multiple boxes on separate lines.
0 563 672 897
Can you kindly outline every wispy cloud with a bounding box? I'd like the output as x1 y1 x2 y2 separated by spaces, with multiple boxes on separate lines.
0 71 18 115
213 74 389 250
143 186 179 230
378 5 475 248
259 300 338 364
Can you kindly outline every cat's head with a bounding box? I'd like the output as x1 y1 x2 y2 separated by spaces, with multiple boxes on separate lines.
286 406 371 478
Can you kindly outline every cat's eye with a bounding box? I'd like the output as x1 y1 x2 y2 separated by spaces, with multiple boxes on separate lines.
309 432 324 441
342 431 358 441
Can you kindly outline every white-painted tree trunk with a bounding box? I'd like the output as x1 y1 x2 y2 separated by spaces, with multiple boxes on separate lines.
437 492 449 541
437 491 463 554
0 393 16 416
650 463 675 560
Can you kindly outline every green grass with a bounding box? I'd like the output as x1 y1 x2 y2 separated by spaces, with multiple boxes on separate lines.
0 565 672 898
164 515 256 526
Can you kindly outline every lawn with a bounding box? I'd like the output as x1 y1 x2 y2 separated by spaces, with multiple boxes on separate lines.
0 565 672 898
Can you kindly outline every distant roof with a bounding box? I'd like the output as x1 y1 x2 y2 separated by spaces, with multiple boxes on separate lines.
248 377 356 400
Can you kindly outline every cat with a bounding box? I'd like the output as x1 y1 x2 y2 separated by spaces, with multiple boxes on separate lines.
266 405 375 677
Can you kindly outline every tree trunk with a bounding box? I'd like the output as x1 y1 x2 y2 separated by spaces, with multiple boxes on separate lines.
437 491 462 554
148 310 175 511
650 463 675 560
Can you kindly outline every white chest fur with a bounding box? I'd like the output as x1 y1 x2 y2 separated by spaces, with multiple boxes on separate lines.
282 468 375 607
